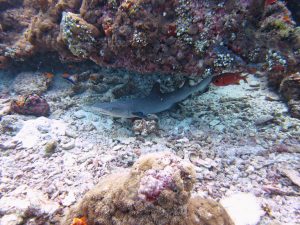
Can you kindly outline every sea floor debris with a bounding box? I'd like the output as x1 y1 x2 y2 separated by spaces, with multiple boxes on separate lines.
0 70 299 224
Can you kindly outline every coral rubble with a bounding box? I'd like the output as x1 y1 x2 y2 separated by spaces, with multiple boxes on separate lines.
63 152 233 225
132 117 159 136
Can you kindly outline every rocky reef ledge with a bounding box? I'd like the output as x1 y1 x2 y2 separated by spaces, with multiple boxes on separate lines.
1 0 300 117
0 0 299 74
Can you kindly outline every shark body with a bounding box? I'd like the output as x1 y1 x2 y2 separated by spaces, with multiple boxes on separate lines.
88 75 213 118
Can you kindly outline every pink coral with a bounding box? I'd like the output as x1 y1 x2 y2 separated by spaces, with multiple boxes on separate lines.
138 166 175 201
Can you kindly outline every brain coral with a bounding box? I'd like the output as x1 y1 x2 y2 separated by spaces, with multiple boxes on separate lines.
63 152 233 225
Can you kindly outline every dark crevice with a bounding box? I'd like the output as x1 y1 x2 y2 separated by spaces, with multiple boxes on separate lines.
0 0 23 11
286 0 300 25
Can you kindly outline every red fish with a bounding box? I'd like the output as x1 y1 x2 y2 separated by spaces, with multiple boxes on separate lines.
265 0 276 6
212 72 248 86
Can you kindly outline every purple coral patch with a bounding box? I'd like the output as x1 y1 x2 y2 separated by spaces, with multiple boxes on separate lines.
138 166 175 201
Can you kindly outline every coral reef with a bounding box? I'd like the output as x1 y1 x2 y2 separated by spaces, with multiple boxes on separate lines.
63 152 233 225
10 94 50 117
0 0 298 72
0 0 299 115
59 12 100 58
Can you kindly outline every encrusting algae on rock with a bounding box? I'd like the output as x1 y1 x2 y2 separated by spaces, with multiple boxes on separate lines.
63 152 233 225
60 12 100 59
10 94 50 117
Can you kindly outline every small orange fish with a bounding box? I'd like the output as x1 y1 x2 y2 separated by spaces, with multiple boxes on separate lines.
62 73 70 78
62 73 78 85
212 72 248 86
71 216 87 225
282 15 292 24
44 72 54 79
89 74 98 81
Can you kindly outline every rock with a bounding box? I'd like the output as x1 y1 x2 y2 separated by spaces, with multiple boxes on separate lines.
0 140 18 150
209 119 221 127
287 100 300 119
216 145 268 157
255 115 274 126
26 189 60 215
215 124 226 132
0 214 23 225
13 117 67 149
62 152 233 225
132 118 159 136
0 197 30 215
220 193 264 225
44 140 57 155
60 12 100 58
187 24 198 35
0 104 11 116
188 197 234 225
0 188 59 224
65 129 77 138
11 94 50 117
280 73 300 118
61 191 76 207
0 115 23 135
249 80 260 88
73 110 86 119
37 123 51 133
280 73 300 100
13 72 52 95
61 139 75 150
0 56 9 69
265 94 280 101
279 169 300 187
89 83 110 93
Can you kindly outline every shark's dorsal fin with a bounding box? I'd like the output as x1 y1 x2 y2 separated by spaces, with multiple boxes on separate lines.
182 79 190 89
149 82 162 96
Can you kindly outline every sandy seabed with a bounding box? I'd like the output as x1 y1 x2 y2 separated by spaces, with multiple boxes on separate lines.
0 69 299 224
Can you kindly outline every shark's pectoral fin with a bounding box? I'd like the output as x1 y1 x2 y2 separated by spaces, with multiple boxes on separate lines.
132 112 147 118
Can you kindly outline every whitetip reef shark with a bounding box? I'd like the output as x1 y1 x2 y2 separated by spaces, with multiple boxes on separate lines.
87 75 213 118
